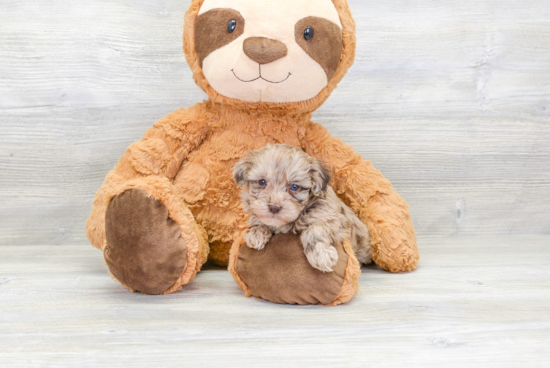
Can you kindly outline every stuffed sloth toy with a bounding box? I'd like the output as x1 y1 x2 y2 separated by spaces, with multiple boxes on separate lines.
86 0 419 306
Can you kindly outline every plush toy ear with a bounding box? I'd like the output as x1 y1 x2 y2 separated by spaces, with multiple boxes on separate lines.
232 158 254 187
310 159 331 196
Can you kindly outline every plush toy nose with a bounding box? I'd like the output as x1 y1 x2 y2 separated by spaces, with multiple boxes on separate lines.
268 205 282 214
243 37 288 65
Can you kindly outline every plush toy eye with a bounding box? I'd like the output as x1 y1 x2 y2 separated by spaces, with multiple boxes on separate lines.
290 184 300 191
227 19 237 33
304 26 314 41
259 179 267 187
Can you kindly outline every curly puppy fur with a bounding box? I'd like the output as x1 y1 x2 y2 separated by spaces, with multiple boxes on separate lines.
233 144 372 272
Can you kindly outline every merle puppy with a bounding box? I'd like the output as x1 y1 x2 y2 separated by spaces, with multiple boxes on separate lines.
233 144 371 272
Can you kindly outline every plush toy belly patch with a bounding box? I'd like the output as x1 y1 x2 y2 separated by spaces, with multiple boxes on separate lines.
86 0 419 306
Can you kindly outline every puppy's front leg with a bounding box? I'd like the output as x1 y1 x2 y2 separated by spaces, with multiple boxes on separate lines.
244 225 273 251
301 223 339 273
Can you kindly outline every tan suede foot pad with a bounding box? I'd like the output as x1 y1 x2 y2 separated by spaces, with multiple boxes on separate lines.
235 234 349 305
104 189 187 295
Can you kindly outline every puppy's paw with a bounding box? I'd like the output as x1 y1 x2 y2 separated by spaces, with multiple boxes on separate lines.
304 242 339 273
244 226 272 250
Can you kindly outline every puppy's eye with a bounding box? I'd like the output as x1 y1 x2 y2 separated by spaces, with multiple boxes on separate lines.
290 184 300 191
227 19 237 33
304 26 314 41
259 179 267 187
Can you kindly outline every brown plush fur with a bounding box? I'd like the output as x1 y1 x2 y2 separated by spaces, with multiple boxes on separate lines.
231 234 360 306
86 0 419 298
326 238 361 307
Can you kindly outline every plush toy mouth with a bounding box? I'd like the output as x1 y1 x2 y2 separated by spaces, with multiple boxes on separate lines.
231 67 291 84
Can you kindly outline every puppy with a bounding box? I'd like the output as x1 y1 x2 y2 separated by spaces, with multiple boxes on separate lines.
233 144 371 272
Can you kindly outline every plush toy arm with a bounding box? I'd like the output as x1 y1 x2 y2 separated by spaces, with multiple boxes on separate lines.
300 122 419 272
86 105 211 250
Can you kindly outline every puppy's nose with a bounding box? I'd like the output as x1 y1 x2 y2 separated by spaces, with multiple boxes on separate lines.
268 205 282 214
243 37 288 65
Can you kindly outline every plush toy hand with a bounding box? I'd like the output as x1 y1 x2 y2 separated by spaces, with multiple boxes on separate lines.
301 122 420 273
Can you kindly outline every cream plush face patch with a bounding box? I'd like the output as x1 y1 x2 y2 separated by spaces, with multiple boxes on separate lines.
195 0 343 103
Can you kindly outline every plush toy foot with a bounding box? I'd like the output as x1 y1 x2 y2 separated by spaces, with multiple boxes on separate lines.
104 189 188 295
229 234 361 306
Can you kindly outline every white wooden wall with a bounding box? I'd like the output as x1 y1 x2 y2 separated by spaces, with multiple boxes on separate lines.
1 0 549 246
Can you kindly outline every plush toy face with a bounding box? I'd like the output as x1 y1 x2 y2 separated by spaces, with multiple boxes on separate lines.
195 0 343 103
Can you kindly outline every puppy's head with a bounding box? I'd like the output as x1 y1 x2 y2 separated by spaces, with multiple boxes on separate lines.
233 144 330 228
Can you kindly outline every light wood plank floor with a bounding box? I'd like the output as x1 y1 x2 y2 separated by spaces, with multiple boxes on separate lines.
1 237 549 368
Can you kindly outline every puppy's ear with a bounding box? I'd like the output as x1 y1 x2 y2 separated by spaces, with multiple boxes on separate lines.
310 159 331 196
233 157 253 187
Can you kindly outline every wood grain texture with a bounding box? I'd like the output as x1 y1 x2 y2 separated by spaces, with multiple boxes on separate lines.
1 0 549 246
1 237 549 367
